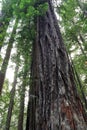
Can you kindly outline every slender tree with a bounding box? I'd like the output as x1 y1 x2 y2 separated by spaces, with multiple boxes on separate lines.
26 0 87 130
0 19 18 94
18 59 29 130
17 76 26 130
5 63 19 130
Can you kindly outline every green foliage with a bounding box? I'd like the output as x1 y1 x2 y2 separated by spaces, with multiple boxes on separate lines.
13 0 48 19
26 6 37 17
36 2 48 15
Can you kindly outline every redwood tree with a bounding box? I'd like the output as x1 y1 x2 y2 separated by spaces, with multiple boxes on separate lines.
26 0 87 129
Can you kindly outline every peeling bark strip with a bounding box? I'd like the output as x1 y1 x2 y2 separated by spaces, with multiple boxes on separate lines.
26 0 87 130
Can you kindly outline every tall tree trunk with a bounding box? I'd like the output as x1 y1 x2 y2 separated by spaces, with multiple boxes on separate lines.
5 64 19 130
17 61 28 130
0 19 18 94
26 0 87 130
17 80 26 130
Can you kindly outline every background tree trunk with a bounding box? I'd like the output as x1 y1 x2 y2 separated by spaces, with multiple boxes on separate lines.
26 0 87 130
5 64 19 130
0 19 18 94
17 77 26 130
18 59 29 130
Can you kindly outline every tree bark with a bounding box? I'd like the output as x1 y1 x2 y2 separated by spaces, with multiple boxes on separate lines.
18 59 29 130
0 19 18 94
5 64 19 130
26 0 87 130
17 79 26 130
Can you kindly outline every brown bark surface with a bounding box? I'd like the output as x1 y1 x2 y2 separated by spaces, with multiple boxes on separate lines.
26 0 87 130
